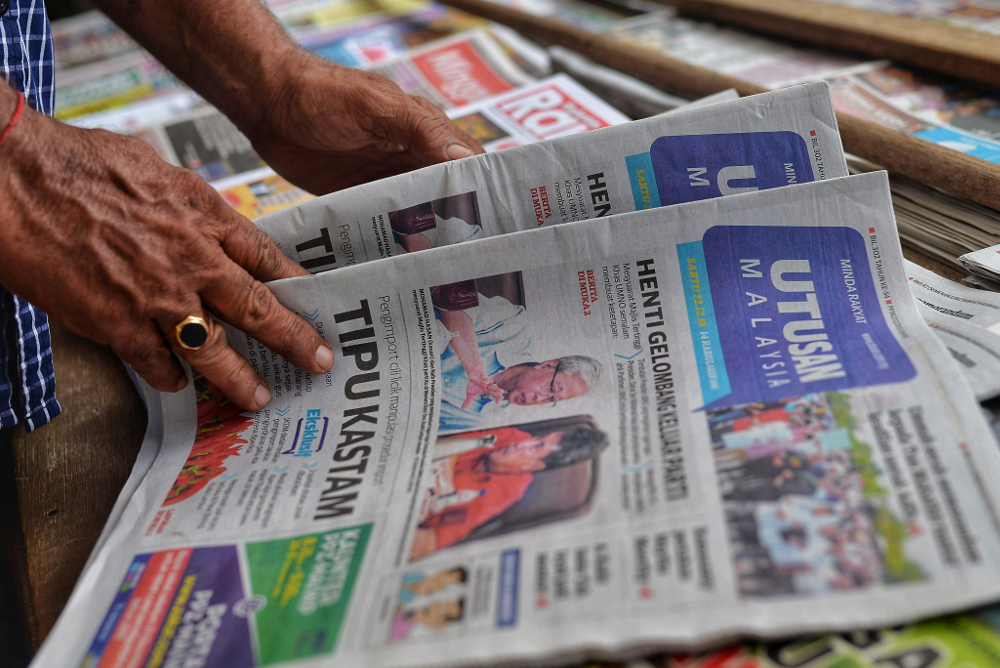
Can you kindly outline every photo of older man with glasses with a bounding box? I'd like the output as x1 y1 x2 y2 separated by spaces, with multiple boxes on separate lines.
430 276 602 432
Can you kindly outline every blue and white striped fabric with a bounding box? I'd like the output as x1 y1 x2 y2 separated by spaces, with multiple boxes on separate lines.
1 0 60 432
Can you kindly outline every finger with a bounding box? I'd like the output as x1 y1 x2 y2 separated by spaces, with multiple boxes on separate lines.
200 255 333 377
376 94 485 167
166 314 271 411
112 323 188 393
205 202 310 283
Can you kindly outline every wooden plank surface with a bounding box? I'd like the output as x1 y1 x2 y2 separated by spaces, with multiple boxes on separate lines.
441 0 1000 215
0 321 146 651
653 0 1000 90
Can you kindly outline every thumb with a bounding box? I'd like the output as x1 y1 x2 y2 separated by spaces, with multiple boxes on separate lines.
380 94 485 166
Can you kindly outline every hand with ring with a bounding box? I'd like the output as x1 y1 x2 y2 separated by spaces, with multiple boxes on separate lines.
0 105 333 411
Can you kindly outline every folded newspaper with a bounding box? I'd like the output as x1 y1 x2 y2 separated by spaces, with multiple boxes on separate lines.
35 170 1000 668
256 82 844 272
905 261 1000 401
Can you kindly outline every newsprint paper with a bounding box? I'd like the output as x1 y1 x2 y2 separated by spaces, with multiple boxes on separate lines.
35 173 1000 668
256 81 845 273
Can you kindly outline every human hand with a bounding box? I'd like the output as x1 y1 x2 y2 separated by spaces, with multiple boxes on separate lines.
243 50 485 195
0 96 333 411
463 374 504 409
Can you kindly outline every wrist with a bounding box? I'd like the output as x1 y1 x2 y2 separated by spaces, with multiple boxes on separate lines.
241 48 352 144
222 40 302 138
0 85 24 148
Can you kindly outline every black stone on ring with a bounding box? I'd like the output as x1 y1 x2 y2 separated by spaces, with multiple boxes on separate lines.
174 315 212 351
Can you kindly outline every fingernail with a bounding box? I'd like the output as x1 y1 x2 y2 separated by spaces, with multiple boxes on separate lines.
255 384 271 409
445 143 475 160
316 345 334 371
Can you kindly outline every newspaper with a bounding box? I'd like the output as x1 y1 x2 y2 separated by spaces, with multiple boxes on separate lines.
817 0 1000 35
844 156 1000 270
905 261 1000 400
547 46 693 118
366 29 536 109
961 244 1000 283
608 11 875 90
672 602 1000 668
603 8 1000 167
255 82 845 273
448 74 629 151
480 0 642 31
214 169 318 219
54 50 183 121
132 106 268 183
827 64 1000 167
50 10 140 71
33 172 1000 668
67 90 209 133
289 4 487 68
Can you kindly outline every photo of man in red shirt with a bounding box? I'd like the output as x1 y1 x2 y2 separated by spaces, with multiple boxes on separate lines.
410 422 608 560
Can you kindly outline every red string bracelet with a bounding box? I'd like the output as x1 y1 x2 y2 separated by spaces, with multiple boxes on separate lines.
0 91 26 149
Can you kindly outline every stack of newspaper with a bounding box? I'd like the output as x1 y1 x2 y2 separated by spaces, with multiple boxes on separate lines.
32 2 1000 667
486 0 1000 270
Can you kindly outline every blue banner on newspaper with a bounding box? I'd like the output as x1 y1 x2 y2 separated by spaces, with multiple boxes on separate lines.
496 549 520 628
625 152 661 211
677 241 732 406
635 131 814 206
682 226 915 409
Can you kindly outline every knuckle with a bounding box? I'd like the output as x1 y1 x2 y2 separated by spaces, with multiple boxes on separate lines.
115 334 170 373
240 280 276 324
275 313 312 353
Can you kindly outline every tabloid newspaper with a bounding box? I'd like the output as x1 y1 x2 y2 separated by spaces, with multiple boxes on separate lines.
367 29 536 109
33 172 1000 668
255 82 844 274
81 31 541 183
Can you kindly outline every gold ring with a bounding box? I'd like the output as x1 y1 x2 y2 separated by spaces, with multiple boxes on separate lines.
173 313 213 351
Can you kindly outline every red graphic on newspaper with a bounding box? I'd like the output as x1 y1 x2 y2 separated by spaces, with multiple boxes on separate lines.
412 41 515 106
162 374 253 506
496 84 615 141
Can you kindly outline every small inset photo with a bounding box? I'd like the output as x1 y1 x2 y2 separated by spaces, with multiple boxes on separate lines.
390 566 469 643
389 192 483 254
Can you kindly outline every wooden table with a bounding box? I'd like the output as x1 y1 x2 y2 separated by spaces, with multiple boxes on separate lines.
0 247 967 655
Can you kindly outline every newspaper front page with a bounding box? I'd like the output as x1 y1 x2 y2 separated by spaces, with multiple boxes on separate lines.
34 172 1000 668
256 82 845 274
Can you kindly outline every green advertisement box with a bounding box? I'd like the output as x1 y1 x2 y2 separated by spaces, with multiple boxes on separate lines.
246 523 372 665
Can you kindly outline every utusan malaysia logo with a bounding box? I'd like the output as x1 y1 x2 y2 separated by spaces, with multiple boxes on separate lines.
282 409 329 458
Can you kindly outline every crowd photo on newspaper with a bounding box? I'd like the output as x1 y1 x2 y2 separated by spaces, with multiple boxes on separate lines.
18 0 1000 667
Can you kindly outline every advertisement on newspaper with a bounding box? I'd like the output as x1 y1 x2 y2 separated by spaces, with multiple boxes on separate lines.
35 173 1000 668
256 82 844 275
